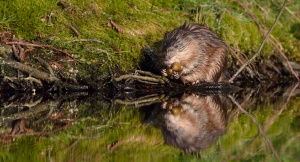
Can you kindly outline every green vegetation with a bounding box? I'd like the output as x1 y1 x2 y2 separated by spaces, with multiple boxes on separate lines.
1 0 300 161
1 0 183 73
1 0 299 73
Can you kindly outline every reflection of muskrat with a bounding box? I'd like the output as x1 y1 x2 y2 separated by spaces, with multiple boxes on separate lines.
161 94 228 153
159 23 228 84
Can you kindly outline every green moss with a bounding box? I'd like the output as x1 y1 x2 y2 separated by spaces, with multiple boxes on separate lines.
1 0 299 74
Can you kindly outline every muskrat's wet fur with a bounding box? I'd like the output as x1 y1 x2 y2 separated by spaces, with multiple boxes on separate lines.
158 23 228 84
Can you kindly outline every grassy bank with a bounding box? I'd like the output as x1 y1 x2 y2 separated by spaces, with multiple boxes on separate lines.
1 0 299 76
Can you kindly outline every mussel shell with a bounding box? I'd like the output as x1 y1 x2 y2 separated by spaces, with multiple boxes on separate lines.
171 62 182 72
171 106 182 116
166 69 173 75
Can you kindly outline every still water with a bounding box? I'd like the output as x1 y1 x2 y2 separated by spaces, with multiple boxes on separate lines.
0 82 299 162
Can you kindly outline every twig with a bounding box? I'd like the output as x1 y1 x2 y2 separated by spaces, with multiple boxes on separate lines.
135 79 158 85
285 7 300 22
68 38 104 44
114 74 164 84
228 95 281 162
108 140 123 152
271 39 300 81
231 0 299 82
62 139 80 152
11 44 20 61
67 133 103 140
18 45 25 61
135 70 160 77
1 100 59 120
23 76 43 87
282 134 300 151
228 46 255 78
263 82 299 130
249 1 300 80
63 22 80 36
229 0 290 82
35 57 55 76
114 95 162 106
114 70 170 84
5 41 77 61
1 60 59 82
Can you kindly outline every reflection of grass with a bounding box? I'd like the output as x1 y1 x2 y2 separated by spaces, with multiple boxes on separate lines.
1 98 300 161
220 99 300 162
0 105 180 161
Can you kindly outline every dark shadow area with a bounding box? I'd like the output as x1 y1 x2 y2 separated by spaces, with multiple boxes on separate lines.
291 23 300 40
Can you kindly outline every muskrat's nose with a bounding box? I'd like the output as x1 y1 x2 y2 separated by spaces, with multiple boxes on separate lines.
164 61 172 68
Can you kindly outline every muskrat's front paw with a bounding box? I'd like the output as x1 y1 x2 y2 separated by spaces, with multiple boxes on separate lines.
192 80 199 85
161 69 168 76
192 93 200 98
172 98 181 107
161 101 168 109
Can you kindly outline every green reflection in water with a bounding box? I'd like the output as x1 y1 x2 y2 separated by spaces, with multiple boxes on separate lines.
0 97 300 162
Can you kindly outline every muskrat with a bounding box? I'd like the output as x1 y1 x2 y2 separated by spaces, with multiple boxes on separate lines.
159 23 228 84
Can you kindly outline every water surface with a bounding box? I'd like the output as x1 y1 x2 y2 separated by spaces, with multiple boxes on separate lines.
0 82 299 162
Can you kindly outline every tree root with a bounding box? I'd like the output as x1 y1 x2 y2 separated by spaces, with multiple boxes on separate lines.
1 59 59 83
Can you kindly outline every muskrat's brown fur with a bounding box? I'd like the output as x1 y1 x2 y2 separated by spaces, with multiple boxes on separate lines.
159 23 228 84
